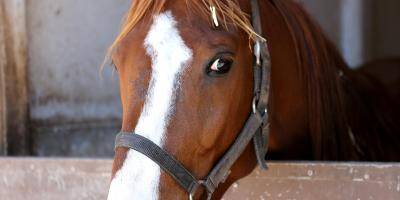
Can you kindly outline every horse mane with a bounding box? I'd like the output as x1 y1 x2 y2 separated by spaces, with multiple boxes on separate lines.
107 0 260 59
273 0 400 161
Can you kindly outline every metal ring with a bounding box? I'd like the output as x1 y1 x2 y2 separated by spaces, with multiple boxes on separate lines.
252 97 258 114
189 180 212 200
254 41 261 66
253 98 268 117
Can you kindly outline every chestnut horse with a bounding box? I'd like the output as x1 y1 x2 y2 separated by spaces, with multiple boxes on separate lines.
106 0 400 199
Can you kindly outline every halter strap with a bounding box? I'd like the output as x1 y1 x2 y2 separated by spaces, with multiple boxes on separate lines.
115 133 200 193
251 0 272 170
114 0 271 199
115 111 265 199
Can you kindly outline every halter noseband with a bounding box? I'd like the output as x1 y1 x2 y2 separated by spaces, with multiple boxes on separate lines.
114 0 271 199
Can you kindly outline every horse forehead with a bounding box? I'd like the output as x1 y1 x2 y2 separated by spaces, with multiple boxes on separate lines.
162 10 241 50
146 10 198 43
143 10 193 67
147 8 217 45
114 10 191 70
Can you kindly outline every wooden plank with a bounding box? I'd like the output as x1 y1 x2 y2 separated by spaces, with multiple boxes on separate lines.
0 0 29 155
224 162 400 200
0 1 8 155
0 158 111 200
0 159 399 200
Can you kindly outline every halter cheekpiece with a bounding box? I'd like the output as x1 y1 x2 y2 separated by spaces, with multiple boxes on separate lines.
114 0 271 199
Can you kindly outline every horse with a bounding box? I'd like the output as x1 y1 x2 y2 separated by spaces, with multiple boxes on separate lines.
106 0 400 199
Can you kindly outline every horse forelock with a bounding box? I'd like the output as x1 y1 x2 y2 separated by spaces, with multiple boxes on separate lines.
106 0 260 62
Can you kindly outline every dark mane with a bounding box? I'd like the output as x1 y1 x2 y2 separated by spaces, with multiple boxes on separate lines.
273 0 400 161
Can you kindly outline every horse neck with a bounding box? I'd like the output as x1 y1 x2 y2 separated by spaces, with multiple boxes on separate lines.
264 0 356 161
269 0 400 161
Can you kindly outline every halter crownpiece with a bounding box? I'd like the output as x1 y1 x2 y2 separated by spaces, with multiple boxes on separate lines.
114 0 271 199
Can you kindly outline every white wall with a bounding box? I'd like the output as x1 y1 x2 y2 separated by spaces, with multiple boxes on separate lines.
27 0 129 125
27 0 130 156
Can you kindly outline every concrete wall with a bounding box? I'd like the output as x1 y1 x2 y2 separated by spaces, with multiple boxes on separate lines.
27 0 130 157
27 0 128 123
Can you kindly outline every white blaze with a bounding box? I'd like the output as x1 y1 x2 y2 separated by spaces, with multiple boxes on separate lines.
107 11 192 200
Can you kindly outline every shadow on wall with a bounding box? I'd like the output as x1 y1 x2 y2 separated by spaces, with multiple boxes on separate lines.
301 0 400 67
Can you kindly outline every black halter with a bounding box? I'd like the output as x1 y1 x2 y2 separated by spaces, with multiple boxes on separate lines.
114 0 271 199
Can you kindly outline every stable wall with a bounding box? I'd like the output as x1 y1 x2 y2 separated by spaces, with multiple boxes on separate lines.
19 0 400 157
26 0 129 156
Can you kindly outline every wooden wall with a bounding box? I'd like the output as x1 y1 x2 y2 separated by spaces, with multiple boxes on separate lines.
0 0 7 155
0 0 29 155
0 159 399 200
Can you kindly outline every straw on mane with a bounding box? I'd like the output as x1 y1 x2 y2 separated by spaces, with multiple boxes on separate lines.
106 0 263 60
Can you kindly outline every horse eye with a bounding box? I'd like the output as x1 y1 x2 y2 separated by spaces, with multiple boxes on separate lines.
207 58 233 76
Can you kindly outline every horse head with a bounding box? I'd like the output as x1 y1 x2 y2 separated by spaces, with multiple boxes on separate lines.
107 0 311 199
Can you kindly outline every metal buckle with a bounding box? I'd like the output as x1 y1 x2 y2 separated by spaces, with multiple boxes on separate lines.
189 180 212 200
252 96 267 116
254 41 261 66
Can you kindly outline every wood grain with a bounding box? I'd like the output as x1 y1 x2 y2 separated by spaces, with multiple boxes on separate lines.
0 159 399 200
0 0 29 155
0 0 8 155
